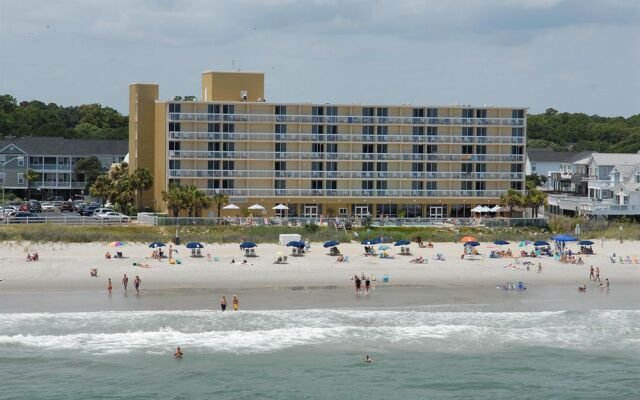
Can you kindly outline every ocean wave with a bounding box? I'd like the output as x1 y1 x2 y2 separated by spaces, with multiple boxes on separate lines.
1 309 639 354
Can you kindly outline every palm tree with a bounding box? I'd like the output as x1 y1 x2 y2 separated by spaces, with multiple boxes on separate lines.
500 189 524 218
211 191 229 221
114 175 135 214
162 184 184 217
525 187 547 218
25 169 40 200
130 168 153 211
89 174 115 205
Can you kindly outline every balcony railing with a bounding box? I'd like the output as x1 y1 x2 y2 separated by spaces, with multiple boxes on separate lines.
168 113 525 127
29 163 73 171
169 169 524 181
168 150 524 163
199 188 505 198
169 131 525 144
33 181 86 189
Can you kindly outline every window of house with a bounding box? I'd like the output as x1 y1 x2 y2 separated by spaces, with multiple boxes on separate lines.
169 160 181 170
475 181 486 191
208 123 220 132
275 143 287 153
312 125 324 134
412 108 425 118
426 162 437 172
413 145 425 154
326 143 338 153
512 127 523 137
376 107 388 117
362 107 375 117
17 173 24 185
511 181 523 190
222 160 234 170
476 109 487 118
326 106 338 116
17 157 24 167
462 145 473 154
327 125 338 134
512 109 524 119
312 143 324 153
426 145 438 153
169 103 181 113
426 108 438 118
476 127 487 136
476 145 487 154
412 162 424 172
511 163 523 173
207 104 220 114
222 123 234 133
426 181 437 190
376 181 387 190
362 162 374 172
311 180 323 189
274 180 286 189
311 162 323 171
376 144 388 153
362 181 373 190
275 105 286 115
326 162 337 171
462 127 473 136
222 104 234 114
476 163 487 172
312 106 324 116
223 142 234 152
461 181 473 190
275 124 287 134
169 122 181 132
461 163 473 173
412 127 424 136
462 109 474 118
275 161 287 171
222 179 234 189
376 126 388 136
362 126 374 135
511 146 523 155
426 127 438 136
169 141 181 151
362 144 374 153
326 180 337 190
411 181 423 190
376 162 387 172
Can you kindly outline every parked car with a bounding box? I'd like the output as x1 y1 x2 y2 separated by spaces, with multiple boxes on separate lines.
41 202 58 212
8 212 45 223
60 201 74 212
95 211 130 223
28 200 42 213
19 203 30 212
79 205 99 216
93 207 114 216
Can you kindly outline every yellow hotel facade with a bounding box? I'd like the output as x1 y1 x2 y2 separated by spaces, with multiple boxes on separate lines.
129 71 526 218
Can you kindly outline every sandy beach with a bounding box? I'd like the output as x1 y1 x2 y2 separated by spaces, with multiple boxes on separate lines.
1 239 638 294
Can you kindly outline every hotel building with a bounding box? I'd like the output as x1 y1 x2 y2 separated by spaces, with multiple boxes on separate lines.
130 71 526 218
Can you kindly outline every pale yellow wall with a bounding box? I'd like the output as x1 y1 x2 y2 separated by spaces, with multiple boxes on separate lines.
201 71 265 102
129 83 159 208
153 102 168 212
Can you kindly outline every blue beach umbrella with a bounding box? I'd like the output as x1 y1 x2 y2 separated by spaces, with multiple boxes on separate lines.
551 234 578 242
240 242 257 249
534 240 550 246
464 241 480 247
149 242 165 248
361 239 380 245
287 241 305 248
394 240 411 247
494 240 510 245
323 241 340 248
378 244 391 251
578 240 594 246
186 242 204 249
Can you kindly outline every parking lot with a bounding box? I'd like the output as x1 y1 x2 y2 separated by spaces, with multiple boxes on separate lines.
1 210 134 225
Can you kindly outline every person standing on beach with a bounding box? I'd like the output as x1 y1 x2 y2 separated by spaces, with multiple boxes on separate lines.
589 266 595 281
537 263 543 273
122 274 129 291
107 278 112 294
595 267 601 282
232 295 239 311
605 278 610 289
134 276 141 293
169 244 173 259
355 275 362 293
220 296 227 311
365 276 371 292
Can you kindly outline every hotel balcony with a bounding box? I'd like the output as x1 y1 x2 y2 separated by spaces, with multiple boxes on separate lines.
201 188 505 198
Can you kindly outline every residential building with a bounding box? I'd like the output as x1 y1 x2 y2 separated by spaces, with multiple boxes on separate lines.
526 148 579 178
129 71 527 218
0 137 128 200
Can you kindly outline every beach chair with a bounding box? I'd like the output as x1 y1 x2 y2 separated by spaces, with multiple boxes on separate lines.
191 249 196 257
250 248 256 257
344 256 349 263
196 249 202 257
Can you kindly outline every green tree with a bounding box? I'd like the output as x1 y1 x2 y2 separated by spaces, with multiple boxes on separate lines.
25 169 40 200
211 191 229 221
89 174 115 205
113 174 135 214
525 186 548 218
500 189 525 218
130 167 153 211
74 156 103 192
161 184 186 217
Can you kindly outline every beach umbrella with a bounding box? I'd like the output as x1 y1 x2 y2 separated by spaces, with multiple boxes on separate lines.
490 205 502 212
394 240 411 246
248 204 265 210
148 242 165 248
287 240 305 248
460 236 478 243
223 204 240 210
480 206 492 213
551 234 578 242
109 241 125 247
464 241 480 247
578 240 594 246
323 241 340 248
361 239 380 245
186 242 204 249
518 240 532 247
239 242 257 249
493 240 510 245
378 244 391 251
272 204 289 210
534 240 549 246
470 205 484 213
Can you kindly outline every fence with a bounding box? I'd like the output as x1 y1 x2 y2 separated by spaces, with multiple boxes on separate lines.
0 215 135 225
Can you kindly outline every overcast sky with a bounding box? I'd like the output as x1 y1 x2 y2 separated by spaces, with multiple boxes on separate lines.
1 0 638 116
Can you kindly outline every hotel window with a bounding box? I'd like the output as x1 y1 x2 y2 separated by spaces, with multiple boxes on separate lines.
362 162 374 172
412 163 423 172
222 123 234 133
426 162 437 172
376 144 387 153
362 144 374 153
426 108 438 118
426 181 437 190
326 162 337 171
461 181 473 190
326 143 338 153
169 103 181 113
312 125 324 134
412 108 425 118
169 141 181 151
413 145 425 154
208 123 220 132
412 127 424 136
476 127 487 136
222 104 234 114
362 107 375 117
274 180 286 189
312 143 324 153
426 127 438 136
275 161 287 171
275 143 287 153
475 181 486 191
207 104 220 114
222 161 234 170
411 181 423 190
426 145 438 153
207 160 219 170
362 126 374 135
169 122 181 132
17 173 24 185
511 128 523 137
222 142 234 152
476 163 486 172
511 181 523 190
511 163 522 173
275 124 287 134
377 162 388 172
169 160 181 170
327 125 338 135
326 106 338 116
462 127 473 136
311 180 323 189
461 163 473 173
476 109 487 118
462 109 474 118
512 109 524 119
311 162 323 171
476 145 487 154
207 179 218 189
376 181 387 190
376 126 388 136
326 180 337 190
462 145 473 154
511 146 523 155
312 106 324 116
222 179 234 189
208 142 220 151
362 181 373 190
275 105 287 115
376 107 388 117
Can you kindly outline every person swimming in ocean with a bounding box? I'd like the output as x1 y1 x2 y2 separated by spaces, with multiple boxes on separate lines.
363 354 373 363
174 346 183 359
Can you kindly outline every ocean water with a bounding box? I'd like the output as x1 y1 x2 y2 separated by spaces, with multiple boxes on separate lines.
1 308 639 399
